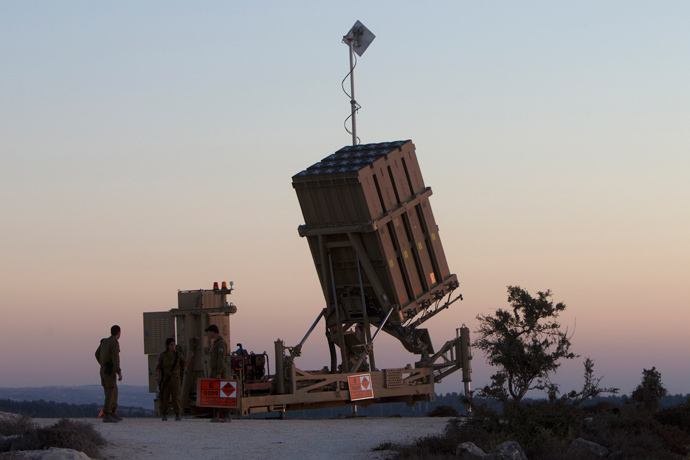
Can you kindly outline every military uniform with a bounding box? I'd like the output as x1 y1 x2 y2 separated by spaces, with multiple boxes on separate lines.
209 336 228 379
95 336 120 416
156 349 186 416
208 334 229 422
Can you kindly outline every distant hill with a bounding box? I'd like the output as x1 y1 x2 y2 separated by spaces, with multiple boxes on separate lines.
1 386 687 420
0 399 154 418
0 385 153 410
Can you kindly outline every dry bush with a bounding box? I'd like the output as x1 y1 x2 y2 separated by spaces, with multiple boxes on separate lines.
0 453 27 460
0 415 37 453
4 429 42 453
580 400 619 416
386 433 458 460
0 415 34 436
380 417 505 460
387 400 690 460
655 404 690 435
1 418 106 459
502 400 578 458
578 405 689 459
36 419 106 458
443 417 501 452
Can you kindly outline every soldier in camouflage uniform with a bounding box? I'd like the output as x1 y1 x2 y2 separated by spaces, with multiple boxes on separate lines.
95 325 123 423
205 324 230 422
156 337 187 421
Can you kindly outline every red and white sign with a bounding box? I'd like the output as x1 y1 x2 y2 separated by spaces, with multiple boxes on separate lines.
197 379 239 408
220 381 237 398
348 373 374 401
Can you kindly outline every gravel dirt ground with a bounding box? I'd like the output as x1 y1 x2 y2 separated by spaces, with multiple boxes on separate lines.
38 416 452 460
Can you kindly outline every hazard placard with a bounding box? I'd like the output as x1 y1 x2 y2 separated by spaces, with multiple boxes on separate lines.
197 379 239 408
348 373 374 401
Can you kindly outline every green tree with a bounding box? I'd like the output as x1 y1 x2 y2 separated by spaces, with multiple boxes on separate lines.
631 367 667 411
474 285 577 403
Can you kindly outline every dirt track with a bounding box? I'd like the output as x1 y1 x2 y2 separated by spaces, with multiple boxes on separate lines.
40 416 451 460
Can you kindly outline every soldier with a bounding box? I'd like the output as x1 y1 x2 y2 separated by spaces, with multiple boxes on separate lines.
95 325 123 423
156 338 187 421
205 324 230 422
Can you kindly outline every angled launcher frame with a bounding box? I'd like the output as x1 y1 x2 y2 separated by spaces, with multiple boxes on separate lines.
292 140 465 371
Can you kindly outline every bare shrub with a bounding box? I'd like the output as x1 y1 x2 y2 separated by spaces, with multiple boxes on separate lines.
1 418 106 459
3 429 42 453
391 399 690 460
584 405 689 459
390 433 458 460
655 404 690 435
35 419 106 458
503 399 578 457
0 415 34 436
0 415 38 453
0 453 27 460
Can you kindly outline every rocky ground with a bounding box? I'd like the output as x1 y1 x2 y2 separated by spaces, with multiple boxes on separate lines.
33 416 451 460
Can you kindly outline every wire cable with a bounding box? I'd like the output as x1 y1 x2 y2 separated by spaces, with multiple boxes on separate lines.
342 51 361 144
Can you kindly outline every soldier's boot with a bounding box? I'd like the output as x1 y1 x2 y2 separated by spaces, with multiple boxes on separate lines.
175 414 182 421
102 413 118 423
161 414 167 421
111 412 123 422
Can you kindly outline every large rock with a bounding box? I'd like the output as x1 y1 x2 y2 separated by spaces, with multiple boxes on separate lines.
489 441 528 460
15 447 91 460
456 441 487 459
567 438 608 458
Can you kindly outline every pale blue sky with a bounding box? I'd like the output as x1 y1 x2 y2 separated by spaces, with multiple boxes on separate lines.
1 2 688 397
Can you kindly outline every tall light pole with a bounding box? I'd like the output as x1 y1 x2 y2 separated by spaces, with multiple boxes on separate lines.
342 21 375 146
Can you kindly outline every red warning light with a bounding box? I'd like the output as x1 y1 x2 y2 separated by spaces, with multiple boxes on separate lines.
213 282 219 290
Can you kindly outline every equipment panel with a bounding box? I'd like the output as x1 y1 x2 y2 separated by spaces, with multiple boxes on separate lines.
147 354 159 393
178 290 223 310
143 312 175 355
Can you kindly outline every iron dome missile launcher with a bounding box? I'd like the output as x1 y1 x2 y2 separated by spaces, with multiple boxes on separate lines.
143 140 472 417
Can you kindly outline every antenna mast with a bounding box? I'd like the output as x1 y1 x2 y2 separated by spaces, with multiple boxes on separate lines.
342 21 375 146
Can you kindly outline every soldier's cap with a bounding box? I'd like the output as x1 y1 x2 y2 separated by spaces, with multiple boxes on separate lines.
205 325 219 333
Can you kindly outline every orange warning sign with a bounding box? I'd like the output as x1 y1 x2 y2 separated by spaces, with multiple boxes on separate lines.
348 373 374 401
197 379 239 408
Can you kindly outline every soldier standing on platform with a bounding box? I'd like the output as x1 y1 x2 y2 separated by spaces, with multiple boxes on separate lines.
95 325 123 423
205 324 230 422
156 337 187 421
